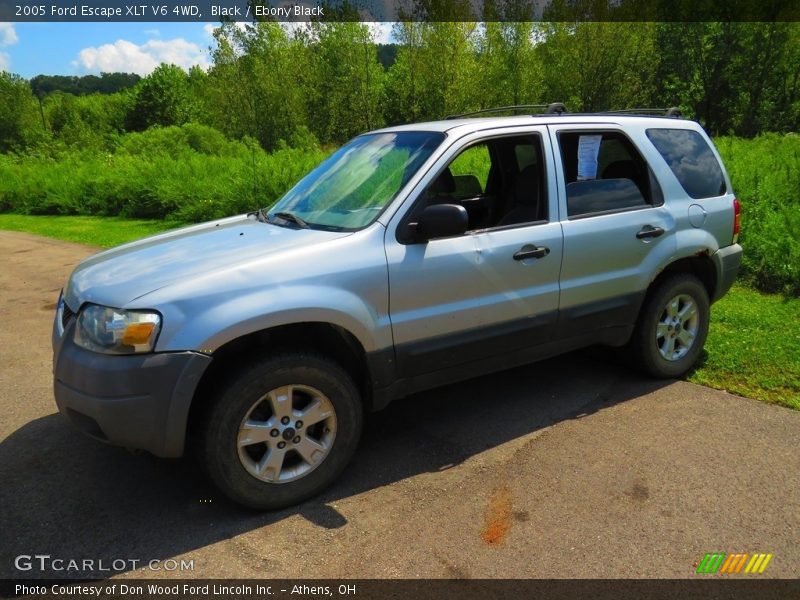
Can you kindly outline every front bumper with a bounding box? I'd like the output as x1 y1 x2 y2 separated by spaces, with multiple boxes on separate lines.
711 243 743 302
53 321 212 457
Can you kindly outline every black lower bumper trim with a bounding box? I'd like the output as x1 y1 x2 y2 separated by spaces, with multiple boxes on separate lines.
53 335 212 457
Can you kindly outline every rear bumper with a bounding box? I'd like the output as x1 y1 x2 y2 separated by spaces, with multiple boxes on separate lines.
53 329 211 457
711 243 743 302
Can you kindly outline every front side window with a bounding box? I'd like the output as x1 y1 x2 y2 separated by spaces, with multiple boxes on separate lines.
270 131 445 230
416 134 547 231
558 130 661 218
646 128 727 199
448 143 491 195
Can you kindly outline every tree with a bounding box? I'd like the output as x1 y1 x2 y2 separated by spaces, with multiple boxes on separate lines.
536 22 658 112
0 72 45 152
30 73 140 97
44 90 132 148
126 64 199 131
205 22 313 150
654 23 800 136
479 21 542 108
386 22 481 123
304 21 385 143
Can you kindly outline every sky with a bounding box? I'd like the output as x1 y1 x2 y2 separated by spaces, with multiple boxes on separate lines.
0 22 395 78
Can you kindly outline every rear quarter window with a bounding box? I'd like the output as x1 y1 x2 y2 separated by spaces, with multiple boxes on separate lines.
646 128 727 199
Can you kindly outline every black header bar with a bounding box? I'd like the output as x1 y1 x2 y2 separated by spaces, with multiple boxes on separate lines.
3 579 800 600
1 0 799 22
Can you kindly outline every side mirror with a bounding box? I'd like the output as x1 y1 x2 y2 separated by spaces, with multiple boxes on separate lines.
411 204 468 242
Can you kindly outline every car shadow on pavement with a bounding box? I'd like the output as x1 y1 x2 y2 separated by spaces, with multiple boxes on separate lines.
0 351 668 579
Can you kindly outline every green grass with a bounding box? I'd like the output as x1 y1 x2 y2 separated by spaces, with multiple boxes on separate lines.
0 214 179 247
1 215 797 409
689 285 800 410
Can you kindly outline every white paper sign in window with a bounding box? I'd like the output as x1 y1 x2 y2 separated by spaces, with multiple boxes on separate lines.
577 135 602 181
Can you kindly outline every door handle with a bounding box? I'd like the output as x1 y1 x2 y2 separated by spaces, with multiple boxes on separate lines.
513 245 550 261
636 225 665 240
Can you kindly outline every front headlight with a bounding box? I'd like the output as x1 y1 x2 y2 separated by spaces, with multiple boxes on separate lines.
74 304 162 355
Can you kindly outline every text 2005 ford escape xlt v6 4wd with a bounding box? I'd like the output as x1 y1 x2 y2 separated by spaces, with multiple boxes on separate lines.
53 106 742 509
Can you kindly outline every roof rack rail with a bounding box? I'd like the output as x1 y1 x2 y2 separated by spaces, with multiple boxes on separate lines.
594 107 683 118
445 102 570 119
443 104 682 120
445 104 550 120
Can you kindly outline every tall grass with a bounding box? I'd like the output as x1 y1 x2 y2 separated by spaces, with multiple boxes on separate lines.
0 124 326 223
716 134 800 295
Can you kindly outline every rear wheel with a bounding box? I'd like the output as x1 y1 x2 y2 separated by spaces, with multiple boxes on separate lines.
632 274 710 378
199 353 362 509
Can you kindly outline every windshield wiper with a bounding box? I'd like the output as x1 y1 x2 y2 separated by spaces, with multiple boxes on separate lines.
271 211 309 229
247 207 269 223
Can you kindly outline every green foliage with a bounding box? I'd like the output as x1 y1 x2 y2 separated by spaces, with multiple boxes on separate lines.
0 72 46 152
654 23 800 136
716 134 800 295
480 22 542 108
6 21 800 153
206 22 314 151
126 64 199 131
376 44 398 69
0 124 326 222
44 90 133 150
386 22 482 123
305 22 385 143
537 23 658 112
30 72 140 97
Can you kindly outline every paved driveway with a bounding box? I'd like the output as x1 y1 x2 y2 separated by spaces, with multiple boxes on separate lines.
1 230 798 579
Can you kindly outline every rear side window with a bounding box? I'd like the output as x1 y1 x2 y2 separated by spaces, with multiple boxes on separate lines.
558 130 662 218
646 128 727 199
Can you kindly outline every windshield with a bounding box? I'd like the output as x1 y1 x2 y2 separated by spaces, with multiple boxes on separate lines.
268 131 445 230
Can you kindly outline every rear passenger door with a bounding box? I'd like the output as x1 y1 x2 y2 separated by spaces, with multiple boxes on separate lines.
548 125 676 339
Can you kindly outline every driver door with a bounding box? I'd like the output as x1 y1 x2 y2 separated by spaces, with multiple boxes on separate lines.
384 127 563 379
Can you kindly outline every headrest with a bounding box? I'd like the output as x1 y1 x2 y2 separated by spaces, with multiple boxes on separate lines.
429 167 456 194
602 160 639 180
513 165 540 207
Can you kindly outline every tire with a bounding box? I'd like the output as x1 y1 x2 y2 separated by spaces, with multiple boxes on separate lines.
198 353 363 510
631 274 710 379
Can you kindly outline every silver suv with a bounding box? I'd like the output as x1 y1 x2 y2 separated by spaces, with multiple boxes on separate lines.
52 108 742 509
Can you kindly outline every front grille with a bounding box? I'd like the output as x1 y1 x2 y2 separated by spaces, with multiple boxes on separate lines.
61 302 76 329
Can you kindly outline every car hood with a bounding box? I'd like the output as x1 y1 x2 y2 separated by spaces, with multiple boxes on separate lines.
64 215 352 309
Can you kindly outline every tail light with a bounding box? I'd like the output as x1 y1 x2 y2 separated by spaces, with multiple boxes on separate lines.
733 198 741 243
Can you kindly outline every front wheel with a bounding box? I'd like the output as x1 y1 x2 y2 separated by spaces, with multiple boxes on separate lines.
198 353 363 510
631 274 710 378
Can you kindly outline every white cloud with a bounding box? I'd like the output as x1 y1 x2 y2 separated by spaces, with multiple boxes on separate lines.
367 22 394 44
0 52 9 71
0 23 18 47
74 38 209 76
203 22 249 38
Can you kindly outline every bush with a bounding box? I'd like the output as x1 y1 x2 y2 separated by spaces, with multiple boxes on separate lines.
717 134 800 296
0 123 326 222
